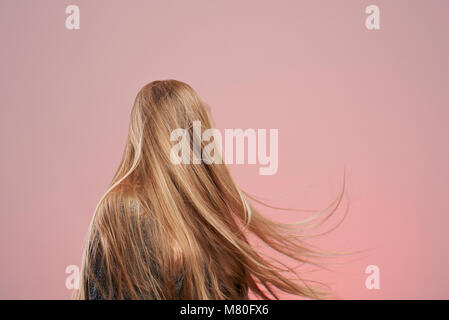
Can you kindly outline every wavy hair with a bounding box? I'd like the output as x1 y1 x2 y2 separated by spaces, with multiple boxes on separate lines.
73 80 347 300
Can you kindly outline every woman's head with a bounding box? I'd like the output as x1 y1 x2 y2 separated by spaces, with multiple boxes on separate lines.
127 80 214 163
74 80 345 300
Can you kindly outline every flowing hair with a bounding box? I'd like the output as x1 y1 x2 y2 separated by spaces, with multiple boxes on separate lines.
72 79 347 300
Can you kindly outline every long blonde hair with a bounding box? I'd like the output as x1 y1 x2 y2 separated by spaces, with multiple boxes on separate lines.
73 79 346 300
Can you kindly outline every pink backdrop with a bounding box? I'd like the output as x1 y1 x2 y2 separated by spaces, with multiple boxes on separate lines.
1 0 448 299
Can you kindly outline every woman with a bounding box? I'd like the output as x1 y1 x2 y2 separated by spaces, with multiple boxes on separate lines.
73 80 345 300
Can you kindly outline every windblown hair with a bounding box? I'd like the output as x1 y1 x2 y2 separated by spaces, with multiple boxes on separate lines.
73 80 346 300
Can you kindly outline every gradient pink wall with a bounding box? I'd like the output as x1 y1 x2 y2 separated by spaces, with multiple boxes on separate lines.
1 0 448 299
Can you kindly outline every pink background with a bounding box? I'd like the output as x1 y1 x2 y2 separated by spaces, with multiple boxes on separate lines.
1 0 449 299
